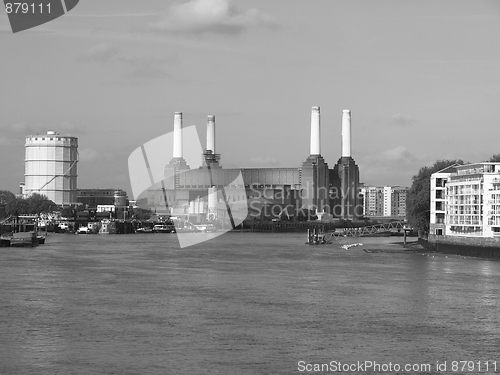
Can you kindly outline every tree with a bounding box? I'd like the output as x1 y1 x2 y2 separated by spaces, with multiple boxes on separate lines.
24 193 58 215
0 190 18 216
406 159 465 236
60 204 84 219
131 207 151 220
488 154 500 162
9 193 58 215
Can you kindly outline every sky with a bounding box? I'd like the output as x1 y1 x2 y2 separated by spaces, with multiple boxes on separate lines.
1 0 500 198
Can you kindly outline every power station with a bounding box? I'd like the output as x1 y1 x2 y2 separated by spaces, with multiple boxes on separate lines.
147 107 361 221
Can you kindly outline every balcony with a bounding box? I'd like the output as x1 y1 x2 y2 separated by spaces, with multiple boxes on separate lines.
435 202 445 211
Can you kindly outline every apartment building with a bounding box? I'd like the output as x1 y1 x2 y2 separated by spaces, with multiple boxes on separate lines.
430 162 500 238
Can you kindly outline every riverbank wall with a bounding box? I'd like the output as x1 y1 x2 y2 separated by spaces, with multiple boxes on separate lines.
420 234 500 258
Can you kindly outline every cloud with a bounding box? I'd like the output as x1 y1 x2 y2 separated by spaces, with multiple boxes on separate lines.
71 12 158 18
79 148 99 162
77 43 171 82
381 146 417 162
118 55 171 80
76 42 121 63
357 146 421 186
388 113 414 127
149 0 278 36
58 121 85 135
10 122 34 134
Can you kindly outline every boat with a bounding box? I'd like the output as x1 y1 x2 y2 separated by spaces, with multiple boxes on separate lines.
136 227 154 233
192 223 218 233
153 224 175 233
1 232 39 247
340 243 363 250
77 226 90 234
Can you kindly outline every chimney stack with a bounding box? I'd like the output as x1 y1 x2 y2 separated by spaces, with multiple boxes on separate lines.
207 115 215 153
342 110 351 157
173 112 183 158
310 106 321 155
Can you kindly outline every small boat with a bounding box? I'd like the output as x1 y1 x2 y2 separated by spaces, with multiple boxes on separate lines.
153 224 175 233
37 235 46 244
340 243 363 250
136 227 154 233
192 224 218 233
5 232 39 247
77 226 90 234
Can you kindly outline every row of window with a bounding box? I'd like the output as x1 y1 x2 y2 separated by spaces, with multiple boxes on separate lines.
448 226 483 234
447 184 480 194
447 205 482 213
447 196 481 205
28 137 76 142
447 215 482 225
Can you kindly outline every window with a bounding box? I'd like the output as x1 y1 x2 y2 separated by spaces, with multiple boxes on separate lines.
436 229 443 235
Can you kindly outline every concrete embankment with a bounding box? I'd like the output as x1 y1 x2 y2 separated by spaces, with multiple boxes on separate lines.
419 234 500 259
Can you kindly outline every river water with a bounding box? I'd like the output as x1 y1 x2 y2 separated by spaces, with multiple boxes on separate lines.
1 233 499 374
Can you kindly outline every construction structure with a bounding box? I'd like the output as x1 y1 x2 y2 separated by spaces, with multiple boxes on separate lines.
24 131 78 205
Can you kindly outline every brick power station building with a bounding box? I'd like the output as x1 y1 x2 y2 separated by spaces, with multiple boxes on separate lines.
136 107 362 222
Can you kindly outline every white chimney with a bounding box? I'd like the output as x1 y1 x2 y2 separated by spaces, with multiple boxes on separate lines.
342 109 351 157
207 115 215 153
173 112 182 158
310 106 320 155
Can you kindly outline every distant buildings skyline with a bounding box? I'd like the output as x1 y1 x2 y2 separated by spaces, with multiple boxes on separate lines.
16 111 408 222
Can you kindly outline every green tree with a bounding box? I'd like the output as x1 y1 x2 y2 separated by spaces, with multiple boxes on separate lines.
407 159 465 236
488 154 500 162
